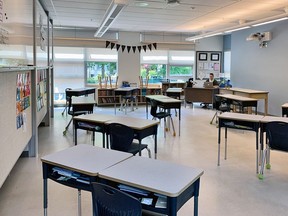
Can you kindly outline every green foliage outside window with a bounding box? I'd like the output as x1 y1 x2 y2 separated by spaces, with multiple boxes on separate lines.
86 61 117 84
170 66 192 76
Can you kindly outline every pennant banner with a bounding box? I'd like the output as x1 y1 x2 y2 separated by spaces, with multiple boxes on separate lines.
104 41 157 53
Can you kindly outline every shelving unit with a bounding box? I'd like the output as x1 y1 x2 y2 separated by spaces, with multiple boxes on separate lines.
97 88 118 106
97 87 162 106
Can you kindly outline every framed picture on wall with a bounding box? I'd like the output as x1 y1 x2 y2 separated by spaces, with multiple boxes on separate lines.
211 53 219 61
198 53 207 61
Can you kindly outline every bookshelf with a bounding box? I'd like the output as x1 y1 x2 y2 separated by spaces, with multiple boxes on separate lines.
97 87 162 106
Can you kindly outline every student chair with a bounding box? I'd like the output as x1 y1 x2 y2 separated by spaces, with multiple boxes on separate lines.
259 121 288 179
91 183 142 216
210 95 231 124
107 123 151 158
76 122 103 146
61 88 72 116
119 89 138 114
62 97 93 136
150 99 176 137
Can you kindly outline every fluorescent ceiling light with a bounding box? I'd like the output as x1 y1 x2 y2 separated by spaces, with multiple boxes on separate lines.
225 26 250 33
94 0 128 38
90 54 117 60
252 17 288 27
55 53 84 60
171 56 194 61
143 56 167 61
204 32 223 37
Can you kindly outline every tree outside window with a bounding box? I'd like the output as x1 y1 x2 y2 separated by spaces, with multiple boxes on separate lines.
86 61 117 84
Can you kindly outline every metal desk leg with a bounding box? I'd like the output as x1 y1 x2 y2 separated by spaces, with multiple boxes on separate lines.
224 127 228 160
74 122 78 145
256 131 259 174
194 179 200 216
44 178 48 216
218 125 221 166
179 107 181 136
155 133 158 159
146 99 148 119
78 189 82 216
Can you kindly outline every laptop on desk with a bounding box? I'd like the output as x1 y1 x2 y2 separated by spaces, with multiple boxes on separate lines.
204 82 213 88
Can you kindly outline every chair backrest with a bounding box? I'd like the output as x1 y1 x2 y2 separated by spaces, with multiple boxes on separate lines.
108 123 134 152
149 99 158 117
65 88 72 100
266 121 288 152
91 183 142 216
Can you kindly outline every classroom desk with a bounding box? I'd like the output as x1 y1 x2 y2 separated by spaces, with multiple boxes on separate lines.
98 156 204 216
258 116 288 178
145 95 182 136
73 114 159 157
73 113 113 148
217 112 264 173
71 97 96 114
219 88 268 115
216 94 258 114
114 87 139 114
66 87 96 98
184 87 219 108
166 88 183 99
281 103 288 117
41 145 133 216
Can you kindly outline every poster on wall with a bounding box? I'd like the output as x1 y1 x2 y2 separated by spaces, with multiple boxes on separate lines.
16 72 31 130
36 69 47 111
196 51 222 80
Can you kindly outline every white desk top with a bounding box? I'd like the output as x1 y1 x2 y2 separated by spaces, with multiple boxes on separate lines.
282 103 288 108
73 113 113 123
166 88 183 93
219 112 264 122
260 116 288 123
98 156 204 197
72 97 96 105
66 87 96 92
105 116 159 130
41 145 132 176
146 95 181 103
217 94 258 102
115 87 139 92
227 88 268 94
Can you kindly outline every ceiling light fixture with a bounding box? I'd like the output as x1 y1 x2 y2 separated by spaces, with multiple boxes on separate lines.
94 0 128 38
252 17 288 27
186 10 288 42
224 26 250 33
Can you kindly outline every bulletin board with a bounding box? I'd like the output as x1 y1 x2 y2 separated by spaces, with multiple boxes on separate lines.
195 51 222 80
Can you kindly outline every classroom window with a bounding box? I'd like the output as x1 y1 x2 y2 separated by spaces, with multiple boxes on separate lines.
169 65 193 76
140 64 167 83
86 61 117 84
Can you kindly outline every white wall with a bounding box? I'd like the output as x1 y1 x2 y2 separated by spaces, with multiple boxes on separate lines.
117 32 141 85
230 20 288 115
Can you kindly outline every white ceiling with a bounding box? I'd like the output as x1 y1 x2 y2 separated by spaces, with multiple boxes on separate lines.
41 0 288 35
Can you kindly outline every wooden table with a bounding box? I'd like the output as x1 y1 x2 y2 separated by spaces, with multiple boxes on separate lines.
184 87 219 108
98 156 204 216
145 95 182 136
41 145 133 216
216 94 259 114
220 88 269 115
218 112 264 174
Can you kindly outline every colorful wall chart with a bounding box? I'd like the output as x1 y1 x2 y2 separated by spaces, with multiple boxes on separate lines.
16 72 31 129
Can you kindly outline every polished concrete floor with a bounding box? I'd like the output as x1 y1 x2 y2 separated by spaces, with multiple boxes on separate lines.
1 105 288 216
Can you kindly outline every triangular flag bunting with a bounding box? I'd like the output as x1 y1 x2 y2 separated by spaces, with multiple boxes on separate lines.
132 46 136 53
143 45 147 52
127 46 131 53
116 44 121 51
111 43 115 49
138 46 142 52
121 45 126 52
106 41 111 48
148 44 152 51
153 43 157 50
